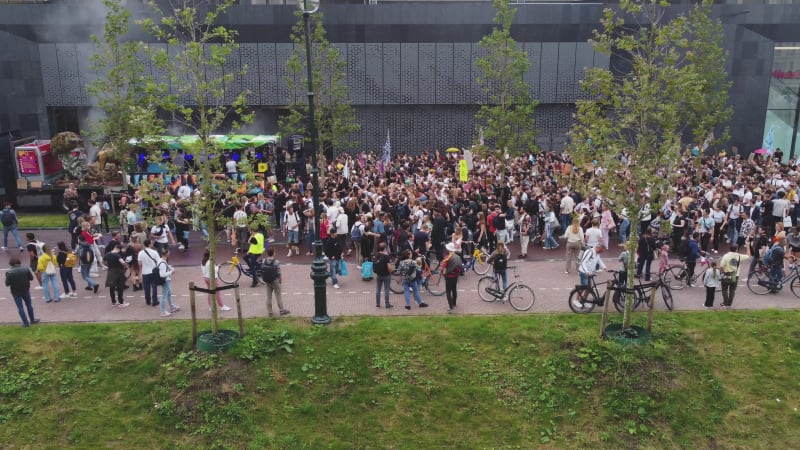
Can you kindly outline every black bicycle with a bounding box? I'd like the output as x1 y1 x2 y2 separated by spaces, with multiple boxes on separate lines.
568 271 617 314
612 271 674 313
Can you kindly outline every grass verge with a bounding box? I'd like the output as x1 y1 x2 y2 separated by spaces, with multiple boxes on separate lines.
1 311 799 449
15 214 120 229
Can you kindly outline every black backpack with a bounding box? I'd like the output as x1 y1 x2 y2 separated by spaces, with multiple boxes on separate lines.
493 253 507 272
80 246 94 265
152 261 166 286
0 209 13 226
262 260 279 283
373 253 390 277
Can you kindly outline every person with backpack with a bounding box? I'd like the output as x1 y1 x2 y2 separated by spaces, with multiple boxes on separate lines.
246 224 265 288
137 239 161 307
350 217 365 267
104 243 130 308
487 241 511 290
442 242 463 313
150 215 172 254
36 244 61 303
56 241 77 298
25 233 43 289
764 237 788 287
685 232 701 287
157 249 179 316
720 242 752 309
77 235 99 293
372 242 394 309
1 201 24 252
5 256 39 327
262 247 289 317
396 249 428 310
324 227 343 289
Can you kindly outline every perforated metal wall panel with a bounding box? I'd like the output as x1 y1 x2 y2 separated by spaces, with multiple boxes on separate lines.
258 43 277 105
574 43 595 101
346 43 365 105
56 44 82 106
400 43 418 105
275 43 294 105
556 42 576 103
147 44 170 101
435 43 453 105
452 43 471 104
364 43 383 105
418 43 436 105
524 42 542 100
383 43 401 104
39 44 61 105
239 43 261 105
539 43 559 104
75 43 95 106
469 43 487 104
223 46 243 106
168 44 192 106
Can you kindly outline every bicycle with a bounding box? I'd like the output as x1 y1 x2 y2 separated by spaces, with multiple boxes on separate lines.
746 259 800 297
217 250 265 285
458 242 491 275
567 271 617 314
664 252 721 292
389 255 445 296
477 266 536 311
612 270 674 313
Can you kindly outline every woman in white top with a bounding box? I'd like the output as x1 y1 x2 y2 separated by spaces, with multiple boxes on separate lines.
562 217 585 274
201 249 231 312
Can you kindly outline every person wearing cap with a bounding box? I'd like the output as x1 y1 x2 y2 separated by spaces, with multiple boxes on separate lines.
442 242 463 313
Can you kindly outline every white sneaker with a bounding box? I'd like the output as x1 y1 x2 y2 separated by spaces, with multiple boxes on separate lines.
70 292 78 298
90 273 99 278
34 286 43 290
267 237 275 243
117 302 130 308
0 246 6 250
59 294 69 299
287 250 292 257
219 305 232 311
159 311 172 317
333 284 340 289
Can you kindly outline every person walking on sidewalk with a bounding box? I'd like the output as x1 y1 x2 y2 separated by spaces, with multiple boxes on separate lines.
442 242 463 313
138 239 161 307
201 249 231 312
397 249 429 310
719 242 752 309
157 249 179 316
77 235 99 293
5 256 39 327
37 244 61 303
262 247 289 317
324 227 343 289
373 242 393 308
562 217 584 274
55 241 77 298
702 261 721 309
103 243 129 308
1 201 24 251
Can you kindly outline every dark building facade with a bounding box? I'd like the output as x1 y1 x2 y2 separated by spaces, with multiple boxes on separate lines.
0 0 798 158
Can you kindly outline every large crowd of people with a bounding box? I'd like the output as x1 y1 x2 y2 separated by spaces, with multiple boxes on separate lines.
5 143 800 325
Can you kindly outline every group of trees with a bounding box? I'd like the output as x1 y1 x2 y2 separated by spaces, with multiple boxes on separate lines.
89 0 732 331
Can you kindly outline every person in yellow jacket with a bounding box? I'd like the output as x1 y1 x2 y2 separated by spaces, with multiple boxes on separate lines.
37 244 62 303
247 225 265 288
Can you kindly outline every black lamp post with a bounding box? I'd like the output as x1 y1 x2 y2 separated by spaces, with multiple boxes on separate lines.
298 0 330 325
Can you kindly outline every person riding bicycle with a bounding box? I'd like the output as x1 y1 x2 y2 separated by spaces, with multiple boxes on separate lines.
763 237 787 287
486 241 510 290
578 243 608 290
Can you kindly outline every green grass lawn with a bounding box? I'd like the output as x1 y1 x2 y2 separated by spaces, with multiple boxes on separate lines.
16 213 120 229
1 311 799 449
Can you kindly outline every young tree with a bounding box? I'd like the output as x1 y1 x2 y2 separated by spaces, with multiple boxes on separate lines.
140 0 254 334
87 0 163 180
279 10 359 162
474 0 537 179
569 0 730 329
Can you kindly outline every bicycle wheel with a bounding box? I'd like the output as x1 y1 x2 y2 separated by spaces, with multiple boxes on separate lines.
508 284 536 311
747 266 773 295
789 276 800 300
478 276 498 302
472 250 492 275
668 265 689 290
217 262 241 284
568 288 597 314
429 257 441 275
661 284 674 310
423 274 445 296
389 270 404 294
612 288 626 313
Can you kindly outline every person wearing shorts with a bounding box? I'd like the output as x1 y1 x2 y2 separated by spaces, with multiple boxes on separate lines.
283 204 301 257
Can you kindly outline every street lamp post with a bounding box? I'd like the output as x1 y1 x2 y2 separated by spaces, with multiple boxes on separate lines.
297 0 330 325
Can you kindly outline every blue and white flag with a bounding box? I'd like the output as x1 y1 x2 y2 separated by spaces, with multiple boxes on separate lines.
380 129 391 172
764 125 775 154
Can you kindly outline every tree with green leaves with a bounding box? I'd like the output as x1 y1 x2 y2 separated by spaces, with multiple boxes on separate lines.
474 0 537 176
139 0 255 334
569 0 731 329
280 10 359 162
87 0 163 181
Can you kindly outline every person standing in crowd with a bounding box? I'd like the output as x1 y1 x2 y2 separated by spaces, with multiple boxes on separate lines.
5 256 39 327
584 218 602 249
56 241 77 298
324 226 343 289
103 243 129 308
600 204 616 249
562 217 585 274
618 208 631 246
635 228 656 281
397 249 428 310
77 235 99 293
543 206 559 250
698 208 715 253
201 249 231 312
518 208 532 259
37 244 61 303
372 242 393 308
487 241 510 290
711 202 726 254
262 247 289 317
559 189 575 231
719 242 752 309
246 224 265 288
702 261 721 309
150 214 171 254
25 233 43 289
138 239 161 307
88 199 103 234
1 201 24 251
233 203 248 252
157 249 179 316
283 203 301 257
685 232 701 287
67 201 83 250
442 242 463 313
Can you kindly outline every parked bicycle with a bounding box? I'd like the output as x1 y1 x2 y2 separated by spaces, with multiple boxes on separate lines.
458 242 492 275
746 258 800 297
664 252 720 292
612 270 674 313
567 270 617 314
389 255 445 296
477 266 536 311
217 250 265 285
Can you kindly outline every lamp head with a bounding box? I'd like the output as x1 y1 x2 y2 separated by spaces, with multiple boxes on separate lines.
297 0 319 14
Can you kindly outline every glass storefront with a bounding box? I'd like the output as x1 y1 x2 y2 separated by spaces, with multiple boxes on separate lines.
765 43 800 162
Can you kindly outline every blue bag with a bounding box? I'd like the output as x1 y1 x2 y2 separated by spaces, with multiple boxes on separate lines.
339 259 349 276
361 261 374 281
